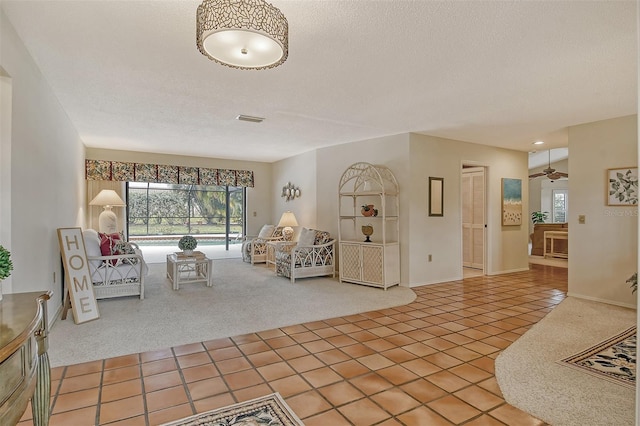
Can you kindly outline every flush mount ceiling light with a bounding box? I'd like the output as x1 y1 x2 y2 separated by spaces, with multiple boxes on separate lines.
533 141 545 145
196 0 288 70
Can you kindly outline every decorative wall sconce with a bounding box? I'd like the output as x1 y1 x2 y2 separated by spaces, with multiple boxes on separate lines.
281 182 301 202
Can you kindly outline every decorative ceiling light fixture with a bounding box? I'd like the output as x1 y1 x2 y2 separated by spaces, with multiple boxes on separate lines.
196 0 288 70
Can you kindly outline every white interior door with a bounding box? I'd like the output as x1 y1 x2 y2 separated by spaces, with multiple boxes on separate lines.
462 167 485 270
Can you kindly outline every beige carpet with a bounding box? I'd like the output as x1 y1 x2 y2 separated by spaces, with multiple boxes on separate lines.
495 297 636 426
48 259 416 367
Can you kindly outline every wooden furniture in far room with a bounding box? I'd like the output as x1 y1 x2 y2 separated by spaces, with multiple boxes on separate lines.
338 162 400 290
530 223 568 256
544 231 568 259
166 251 213 290
0 291 52 426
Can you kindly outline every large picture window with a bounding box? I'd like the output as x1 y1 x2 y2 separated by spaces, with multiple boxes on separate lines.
126 182 244 249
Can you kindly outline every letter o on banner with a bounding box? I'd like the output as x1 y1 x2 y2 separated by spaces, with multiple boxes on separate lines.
69 254 85 270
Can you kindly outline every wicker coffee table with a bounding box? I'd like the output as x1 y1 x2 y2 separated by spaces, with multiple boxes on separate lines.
166 251 213 290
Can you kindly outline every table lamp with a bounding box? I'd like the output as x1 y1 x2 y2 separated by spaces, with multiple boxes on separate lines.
277 211 298 241
89 190 126 234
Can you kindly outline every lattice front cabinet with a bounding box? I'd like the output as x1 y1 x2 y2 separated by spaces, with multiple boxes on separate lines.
339 242 399 289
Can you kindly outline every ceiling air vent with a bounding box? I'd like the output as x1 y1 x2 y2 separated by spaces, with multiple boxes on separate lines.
236 115 265 123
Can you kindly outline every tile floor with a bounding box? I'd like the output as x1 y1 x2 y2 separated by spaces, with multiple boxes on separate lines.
19 264 567 425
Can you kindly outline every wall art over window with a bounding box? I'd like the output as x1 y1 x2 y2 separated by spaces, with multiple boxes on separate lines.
501 178 522 226
607 167 638 206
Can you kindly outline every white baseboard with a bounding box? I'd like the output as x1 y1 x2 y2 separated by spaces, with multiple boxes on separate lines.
487 267 529 276
567 292 637 310
408 276 462 287
49 303 64 328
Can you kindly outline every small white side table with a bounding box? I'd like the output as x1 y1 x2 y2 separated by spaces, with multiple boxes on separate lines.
265 241 279 270
166 252 214 290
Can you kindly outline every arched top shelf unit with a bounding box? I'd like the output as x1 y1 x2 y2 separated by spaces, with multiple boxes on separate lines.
338 162 399 196
337 162 400 289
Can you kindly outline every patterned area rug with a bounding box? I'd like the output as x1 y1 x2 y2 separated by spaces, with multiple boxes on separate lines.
559 326 636 388
160 393 304 426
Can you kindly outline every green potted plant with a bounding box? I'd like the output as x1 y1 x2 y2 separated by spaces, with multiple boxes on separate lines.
531 211 549 224
627 273 637 294
178 235 198 255
0 245 13 301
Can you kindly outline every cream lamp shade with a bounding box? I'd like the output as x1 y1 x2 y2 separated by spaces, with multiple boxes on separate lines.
89 190 126 234
277 211 298 240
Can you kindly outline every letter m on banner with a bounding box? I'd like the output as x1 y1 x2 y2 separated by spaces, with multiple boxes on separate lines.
57 228 100 324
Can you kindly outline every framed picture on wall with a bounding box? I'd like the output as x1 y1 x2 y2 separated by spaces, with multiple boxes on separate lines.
607 167 638 206
428 177 444 217
501 178 522 226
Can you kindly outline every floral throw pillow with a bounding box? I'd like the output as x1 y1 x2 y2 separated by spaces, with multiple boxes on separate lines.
113 241 139 264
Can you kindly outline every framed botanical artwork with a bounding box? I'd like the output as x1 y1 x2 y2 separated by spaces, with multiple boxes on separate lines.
607 167 638 205
428 177 444 217
501 178 522 226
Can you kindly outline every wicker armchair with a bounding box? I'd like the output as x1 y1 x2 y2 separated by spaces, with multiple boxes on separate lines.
275 229 335 283
242 225 285 264
82 229 147 299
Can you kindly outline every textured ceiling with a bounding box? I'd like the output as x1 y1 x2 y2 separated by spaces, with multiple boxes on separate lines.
1 0 637 163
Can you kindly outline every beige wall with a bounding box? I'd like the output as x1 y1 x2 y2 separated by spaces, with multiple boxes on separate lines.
85 148 273 237
315 134 412 284
409 134 530 285
272 150 317 231
569 115 638 308
1 10 86 318
275 132 530 287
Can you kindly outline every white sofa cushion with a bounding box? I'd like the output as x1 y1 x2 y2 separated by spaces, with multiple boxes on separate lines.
83 229 103 270
298 227 316 246
258 224 275 238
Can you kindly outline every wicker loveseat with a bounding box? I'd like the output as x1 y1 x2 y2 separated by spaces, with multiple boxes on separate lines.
242 225 285 264
82 229 147 299
275 228 335 283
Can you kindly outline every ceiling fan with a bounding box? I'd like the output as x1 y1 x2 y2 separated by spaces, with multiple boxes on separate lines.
528 150 568 180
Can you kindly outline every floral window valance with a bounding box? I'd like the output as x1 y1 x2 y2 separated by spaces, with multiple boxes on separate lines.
85 159 254 187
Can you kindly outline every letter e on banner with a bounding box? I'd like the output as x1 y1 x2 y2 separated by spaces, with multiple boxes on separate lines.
57 227 100 324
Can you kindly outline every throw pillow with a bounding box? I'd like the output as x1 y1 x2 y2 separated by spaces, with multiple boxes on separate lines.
298 228 316 246
258 224 275 239
314 231 332 245
113 241 139 264
99 232 121 265
83 229 103 270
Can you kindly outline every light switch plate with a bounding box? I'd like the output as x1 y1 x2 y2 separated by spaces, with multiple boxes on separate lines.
578 215 586 224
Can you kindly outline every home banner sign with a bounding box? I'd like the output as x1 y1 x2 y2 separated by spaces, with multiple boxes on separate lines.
57 228 100 324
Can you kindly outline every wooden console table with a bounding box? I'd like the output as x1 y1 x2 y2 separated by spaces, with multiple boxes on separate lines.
0 291 52 426
543 231 568 259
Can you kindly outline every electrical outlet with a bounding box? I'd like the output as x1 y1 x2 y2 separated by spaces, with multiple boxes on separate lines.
253 211 257 217
53 271 56 283
428 254 432 262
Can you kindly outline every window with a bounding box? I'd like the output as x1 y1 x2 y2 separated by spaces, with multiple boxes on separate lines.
552 189 568 223
126 182 245 248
